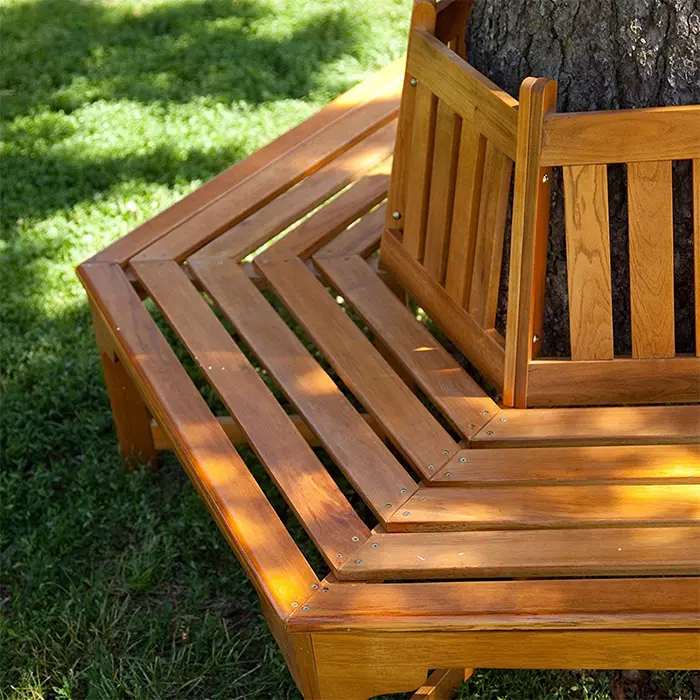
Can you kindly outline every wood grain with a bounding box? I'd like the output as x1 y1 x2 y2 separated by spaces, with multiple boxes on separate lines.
563 164 614 360
628 160 676 358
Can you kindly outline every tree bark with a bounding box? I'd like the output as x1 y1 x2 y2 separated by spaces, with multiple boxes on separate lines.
468 0 700 356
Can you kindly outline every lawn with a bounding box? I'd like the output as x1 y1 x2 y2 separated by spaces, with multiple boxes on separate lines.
0 0 696 698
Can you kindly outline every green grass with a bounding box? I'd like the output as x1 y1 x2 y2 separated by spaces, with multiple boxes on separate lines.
0 0 697 698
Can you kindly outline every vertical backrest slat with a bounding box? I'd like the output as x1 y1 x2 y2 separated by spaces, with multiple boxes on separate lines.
563 164 615 360
402 82 438 260
443 117 486 304
468 141 513 328
627 160 676 358
694 159 700 356
423 99 461 282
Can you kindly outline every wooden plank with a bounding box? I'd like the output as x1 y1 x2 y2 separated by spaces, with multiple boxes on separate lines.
315 254 497 436
434 0 472 52
423 99 461 281
261 159 390 262
388 483 700 532
503 78 557 407
189 124 396 263
87 58 406 266
443 118 485 305
472 405 700 447
131 260 370 564
541 106 700 166
289 577 700 631
468 142 513 328
412 668 471 700
189 260 417 518
384 0 436 231
381 230 506 387
135 76 403 263
628 160 676 358
694 160 700 356
339 527 700 580
563 164 614 360
407 31 518 160
314 203 386 260
151 414 382 451
402 81 438 260
435 444 700 486
527 356 700 406
307 630 700 679
256 256 459 476
77 263 318 619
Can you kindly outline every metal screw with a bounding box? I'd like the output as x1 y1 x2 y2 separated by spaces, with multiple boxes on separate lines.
542 173 550 183
322 587 329 592
291 601 299 607
428 464 434 470
442 449 449 455
481 410 489 416
302 605 310 611
459 456 467 463
403 511 411 517
419 496 426 501
533 334 540 343
351 536 360 542
410 78 418 87
445 472 452 478
392 211 401 220
400 488 408 494
467 423 475 429
371 543 379 549
500 417 508 422
486 431 494 435
385 503 392 509
336 553 343 558
355 559 363 565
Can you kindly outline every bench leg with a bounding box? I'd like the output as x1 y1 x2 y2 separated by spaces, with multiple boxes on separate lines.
91 304 158 470
411 668 473 699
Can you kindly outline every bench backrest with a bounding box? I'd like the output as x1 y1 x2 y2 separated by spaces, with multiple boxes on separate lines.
505 89 700 407
381 0 519 391
382 0 700 408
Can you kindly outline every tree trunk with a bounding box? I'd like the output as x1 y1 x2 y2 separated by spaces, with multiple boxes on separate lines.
468 0 700 357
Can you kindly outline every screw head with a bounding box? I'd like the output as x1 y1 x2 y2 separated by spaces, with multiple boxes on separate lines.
311 583 319 590
400 488 407 494
428 464 434 470
459 456 467 463
291 601 299 607
392 211 401 220
302 605 310 611
500 417 508 422
351 536 360 542
445 472 452 478
442 449 449 455
542 173 550 183
533 334 540 343
486 431 494 435
467 423 475 429
385 503 392 509
322 587 330 592
403 511 411 517
371 543 379 549
410 77 418 87
481 410 489 416
355 559 363 565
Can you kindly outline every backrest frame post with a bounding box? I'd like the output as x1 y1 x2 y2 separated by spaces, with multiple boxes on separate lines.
503 77 558 408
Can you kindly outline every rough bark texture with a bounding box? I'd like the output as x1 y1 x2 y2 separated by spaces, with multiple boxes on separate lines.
468 0 700 357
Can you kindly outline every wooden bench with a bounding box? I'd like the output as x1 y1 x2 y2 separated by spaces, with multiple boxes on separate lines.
78 0 700 697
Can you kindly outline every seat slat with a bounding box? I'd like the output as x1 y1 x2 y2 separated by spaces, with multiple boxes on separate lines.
473 405 700 447
435 444 700 485
314 254 497 436
627 160 676 358
468 142 512 329
389 484 700 532
78 263 318 618
261 159 391 262
339 527 700 580
443 119 485 305
256 256 460 476
131 260 370 563
289 577 700 632
314 203 386 260
403 82 438 261
423 99 461 282
189 259 417 518
563 164 615 360
189 124 396 263
135 74 402 263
